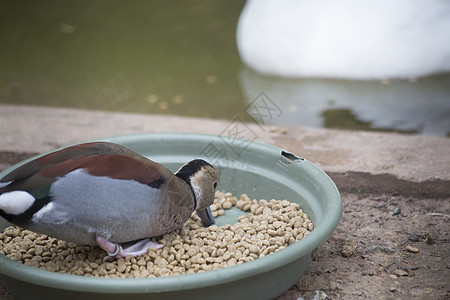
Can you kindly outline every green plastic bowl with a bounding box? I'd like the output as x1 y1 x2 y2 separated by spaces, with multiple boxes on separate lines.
0 133 341 300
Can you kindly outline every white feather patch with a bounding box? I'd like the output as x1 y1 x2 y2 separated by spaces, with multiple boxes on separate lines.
0 191 35 215
190 180 202 209
0 181 12 189
32 202 54 221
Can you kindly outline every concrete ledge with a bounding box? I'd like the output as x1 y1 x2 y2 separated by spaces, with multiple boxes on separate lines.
1 104 449 183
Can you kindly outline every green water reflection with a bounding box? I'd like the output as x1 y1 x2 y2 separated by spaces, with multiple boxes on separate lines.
0 1 246 119
1 1 449 136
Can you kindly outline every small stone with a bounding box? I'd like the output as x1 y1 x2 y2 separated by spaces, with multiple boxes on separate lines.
329 281 339 290
389 287 396 292
341 239 357 257
405 245 419 253
393 269 408 277
355 290 363 296
392 207 401 216
408 234 420 242
389 274 397 280
424 233 434 244
314 290 327 300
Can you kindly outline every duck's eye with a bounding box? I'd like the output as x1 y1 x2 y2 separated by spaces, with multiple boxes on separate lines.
213 181 218 189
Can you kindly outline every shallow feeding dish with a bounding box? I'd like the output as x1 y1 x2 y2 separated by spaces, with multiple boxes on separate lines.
0 133 342 300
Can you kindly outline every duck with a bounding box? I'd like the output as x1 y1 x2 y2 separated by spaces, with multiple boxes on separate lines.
237 0 450 79
0 142 219 260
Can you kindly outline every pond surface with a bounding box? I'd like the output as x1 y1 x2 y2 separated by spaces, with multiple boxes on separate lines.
1 1 449 136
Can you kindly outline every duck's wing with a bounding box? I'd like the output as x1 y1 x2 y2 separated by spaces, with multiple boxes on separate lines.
1 141 165 195
0 142 139 184
0 144 168 228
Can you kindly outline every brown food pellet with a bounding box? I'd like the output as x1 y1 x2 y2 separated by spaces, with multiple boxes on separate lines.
222 201 233 210
0 191 313 278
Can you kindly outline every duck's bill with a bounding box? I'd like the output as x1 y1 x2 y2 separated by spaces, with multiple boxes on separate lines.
196 207 215 226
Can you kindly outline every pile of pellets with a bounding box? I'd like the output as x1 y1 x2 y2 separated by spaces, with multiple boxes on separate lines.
0 192 313 278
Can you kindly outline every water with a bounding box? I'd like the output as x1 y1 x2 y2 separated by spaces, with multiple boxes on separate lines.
1 1 449 136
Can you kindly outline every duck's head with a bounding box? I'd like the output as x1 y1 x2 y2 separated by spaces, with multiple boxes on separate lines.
175 159 220 226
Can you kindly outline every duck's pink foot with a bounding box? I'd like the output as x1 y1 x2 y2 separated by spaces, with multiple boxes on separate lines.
96 236 164 261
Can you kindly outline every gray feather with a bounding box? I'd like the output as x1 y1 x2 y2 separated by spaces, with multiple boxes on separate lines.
29 169 193 244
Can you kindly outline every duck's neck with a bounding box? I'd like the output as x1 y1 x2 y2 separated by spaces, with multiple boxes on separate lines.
174 173 197 209
174 159 211 210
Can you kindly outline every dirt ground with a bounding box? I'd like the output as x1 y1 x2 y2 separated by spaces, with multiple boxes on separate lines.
279 190 449 299
0 153 449 299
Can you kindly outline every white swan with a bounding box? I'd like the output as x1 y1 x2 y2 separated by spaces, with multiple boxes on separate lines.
237 0 450 79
